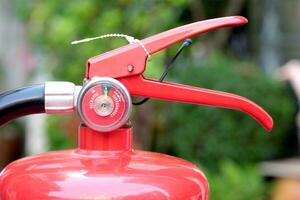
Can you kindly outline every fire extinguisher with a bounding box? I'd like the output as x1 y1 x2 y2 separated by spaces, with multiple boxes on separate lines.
0 16 273 200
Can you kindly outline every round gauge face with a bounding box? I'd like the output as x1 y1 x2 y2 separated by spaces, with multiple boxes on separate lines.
78 78 131 132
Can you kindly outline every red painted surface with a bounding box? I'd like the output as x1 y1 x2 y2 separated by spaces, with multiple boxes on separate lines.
0 126 209 200
86 16 273 131
79 125 132 151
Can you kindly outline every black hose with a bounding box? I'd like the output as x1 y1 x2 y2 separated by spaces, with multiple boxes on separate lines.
0 84 45 126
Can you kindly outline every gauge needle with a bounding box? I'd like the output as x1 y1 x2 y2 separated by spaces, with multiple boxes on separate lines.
102 85 110 96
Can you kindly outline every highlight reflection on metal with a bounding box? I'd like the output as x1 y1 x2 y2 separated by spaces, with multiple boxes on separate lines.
45 81 82 113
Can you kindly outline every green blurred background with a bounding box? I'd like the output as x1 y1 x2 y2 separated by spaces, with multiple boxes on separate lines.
0 0 299 199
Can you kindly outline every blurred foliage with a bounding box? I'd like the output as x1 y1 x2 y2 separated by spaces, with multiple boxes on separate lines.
154 53 296 170
47 114 78 150
205 160 268 200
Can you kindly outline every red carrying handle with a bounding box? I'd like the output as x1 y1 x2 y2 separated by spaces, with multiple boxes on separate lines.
119 76 273 131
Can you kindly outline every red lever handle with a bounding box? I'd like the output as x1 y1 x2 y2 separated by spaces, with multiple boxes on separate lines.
119 76 273 131
143 16 248 55
86 16 248 79
86 16 273 131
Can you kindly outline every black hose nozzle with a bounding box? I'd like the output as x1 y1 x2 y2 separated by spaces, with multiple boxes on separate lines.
0 84 45 126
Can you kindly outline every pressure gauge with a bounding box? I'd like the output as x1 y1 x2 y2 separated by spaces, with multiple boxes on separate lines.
77 77 132 132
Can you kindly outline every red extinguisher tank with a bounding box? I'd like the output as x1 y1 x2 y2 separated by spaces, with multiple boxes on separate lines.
0 16 273 200
0 126 208 200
